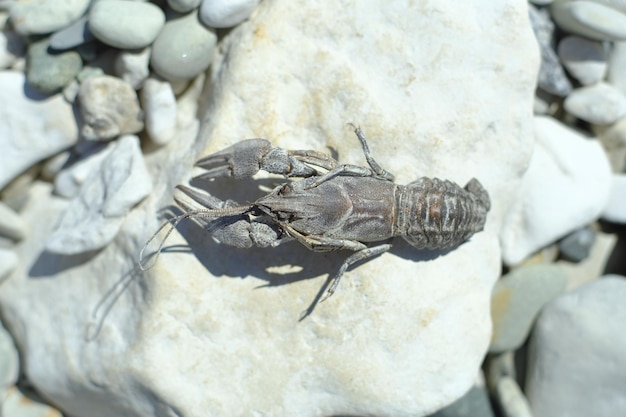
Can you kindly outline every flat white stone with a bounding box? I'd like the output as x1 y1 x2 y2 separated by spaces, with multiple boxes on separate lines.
501 116 612 266
114 48 151 90
88 1 165 49
601 173 626 223
0 201 26 241
9 0 90 35
0 71 79 190
551 0 626 41
564 82 626 125
199 0 259 28
558 36 607 85
140 77 177 145
526 277 626 417
53 142 115 198
0 1 539 416
46 135 152 254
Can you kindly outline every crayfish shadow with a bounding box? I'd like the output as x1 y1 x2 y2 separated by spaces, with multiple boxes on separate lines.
388 238 458 262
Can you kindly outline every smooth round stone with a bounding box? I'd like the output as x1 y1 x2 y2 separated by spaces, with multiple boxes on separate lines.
78 75 144 140
602 174 626 223
26 38 83 95
199 0 259 28
564 82 626 125
150 11 217 81
558 226 596 262
114 47 151 89
168 0 202 13
551 0 626 41
9 0 90 35
88 1 165 49
490 264 567 353
49 16 95 50
140 77 177 145
496 377 533 417
558 36 607 85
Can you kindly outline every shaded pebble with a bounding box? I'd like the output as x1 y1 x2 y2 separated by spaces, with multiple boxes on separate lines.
114 47 151 89
41 151 71 181
428 378 494 417
26 38 83 95
0 71 78 190
564 82 626 125
602 174 626 223
607 41 626 96
517 244 559 267
529 5 572 96
596 116 626 172
551 0 626 41
78 75 144 141
199 0 259 28
558 226 596 262
490 264 567 353
9 0 90 35
168 0 202 13
62 79 81 102
496 377 533 417
54 142 115 198
484 352 515 394
0 322 18 393
88 0 165 49
526 277 626 417
151 11 217 81
558 36 607 85
46 135 152 254
559 231 617 290
141 77 177 145
0 248 18 280
49 16 94 50
0 201 26 241
0 29 25 69
500 116 611 265
530 0 554 4
2 386 63 417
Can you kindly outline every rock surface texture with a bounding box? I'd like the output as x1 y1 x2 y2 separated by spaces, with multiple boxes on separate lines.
0 1 538 417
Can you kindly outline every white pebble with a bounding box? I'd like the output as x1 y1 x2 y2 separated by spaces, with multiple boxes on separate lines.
500 116 612 266
9 0 90 35
558 36 607 85
0 248 17 280
551 0 626 41
564 82 626 125
607 41 626 96
199 0 259 28
78 75 144 141
141 77 177 145
0 202 25 241
114 47 151 90
88 1 165 49
53 142 115 198
601 174 626 223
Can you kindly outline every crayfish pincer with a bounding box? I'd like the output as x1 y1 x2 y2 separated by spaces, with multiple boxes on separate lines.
140 125 490 301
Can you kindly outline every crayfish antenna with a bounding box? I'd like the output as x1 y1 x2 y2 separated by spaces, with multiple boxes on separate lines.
138 205 253 271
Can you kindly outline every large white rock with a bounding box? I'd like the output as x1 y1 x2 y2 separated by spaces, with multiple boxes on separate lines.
501 116 612 266
0 71 79 190
0 1 538 416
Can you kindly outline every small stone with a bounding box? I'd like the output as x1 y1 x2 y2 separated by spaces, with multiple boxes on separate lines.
558 226 596 262
559 231 617 290
77 75 144 141
0 29 25 69
596 116 626 172
9 0 90 35
551 0 626 41
564 82 626 125
526 277 626 417
0 201 26 241
0 71 79 190
602 174 626 223
429 378 494 417
88 0 165 49
49 16 95 50
608 41 626 97
199 0 259 28
529 5 573 96
0 322 19 393
168 0 201 13
496 377 533 417
53 142 115 198
26 38 83 95
141 77 177 145
46 135 152 254
41 151 71 181
114 47 151 89
490 265 567 353
150 11 217 81
558 36 607 85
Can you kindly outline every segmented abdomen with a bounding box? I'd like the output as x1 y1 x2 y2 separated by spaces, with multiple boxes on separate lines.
396 177 490 250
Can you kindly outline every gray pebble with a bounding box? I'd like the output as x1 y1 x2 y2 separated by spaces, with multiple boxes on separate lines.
551 0 626 41
150 11 217 81
9 0 90 35
88 1 165 49
558 36 607 85
199 0 259 28
167 0 201 13
78 75 144 140
0 201 26 241
429 382 494 417
49 16 95 50
564 82 626 125
26 38 83 95
0 29 25 69
490 264 567 353
558 226 596 262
